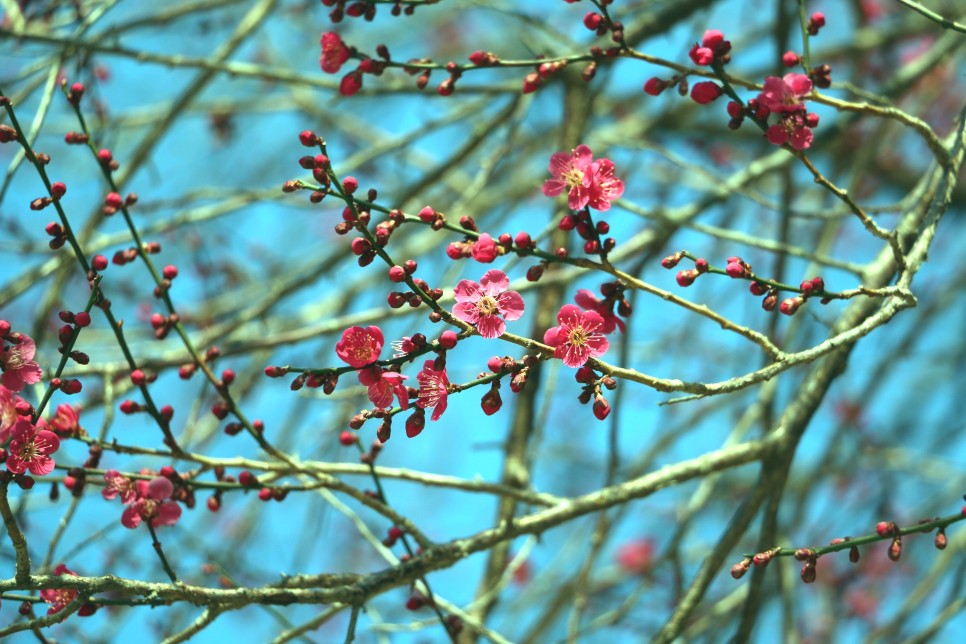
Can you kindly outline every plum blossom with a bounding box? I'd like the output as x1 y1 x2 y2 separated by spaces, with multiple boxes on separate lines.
471 233 499 263
0 384 21 442
319 32 350 74
102 469 138 504
391 336 417 358
121 476 182 529
542 144 595 210
757 73 812 114
6 419 59 476
416 360 449 421
336 326 384 368
357 366 409 410
586 157 624 211
689 30 727 66
1 332 43 393
756 74 817 150
543 304 609 368
574 289 625 334
453 270 524 339
40 564 78 614
542 145 624 211
49 403 83 438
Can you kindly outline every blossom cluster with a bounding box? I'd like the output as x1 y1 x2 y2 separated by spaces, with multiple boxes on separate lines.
102 470 183 529
542 144 624 212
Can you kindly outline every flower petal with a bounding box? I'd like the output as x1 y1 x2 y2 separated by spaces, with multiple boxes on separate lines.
476 315 506 339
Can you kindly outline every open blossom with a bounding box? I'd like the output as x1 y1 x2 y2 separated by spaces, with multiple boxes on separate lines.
319 32 350 74
416 360 450 421
586 157 624 211
756 74 816 150
574 289 625 334
542 145 624 211
543 304 609 368
542 144 594 210
49 403 83 437
757 73 812 113
1 332 43 393
102 469 138 504
40 564 78 614
6 418 59 476
358 366 409 410
453 270 524 339
121 476 182 529
0 384 21 441
336 326 384 368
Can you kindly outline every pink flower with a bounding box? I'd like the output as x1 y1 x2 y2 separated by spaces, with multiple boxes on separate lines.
453 270 525 339
336 326 384 368
766 119 814 150
471 233 499 263
1 332 43 393
574 289 625 334
543 304 609 368
586 158 624 211
542 145 624 211
542 144 596 210
6 419 59 475
0 385 21 442
319 32 350 74
358 366 409 410
121 476 182 529
416 360 449 421
40 564 78 614
49 403 82 437
757 73 812 114
102 469 137 504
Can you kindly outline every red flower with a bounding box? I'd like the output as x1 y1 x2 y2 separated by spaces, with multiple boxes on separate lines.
416 360 449 421
1 332 43 393
336 326 384 368
543 304 609 368
319 32 350 74
40 564 78 614
6 419 59 476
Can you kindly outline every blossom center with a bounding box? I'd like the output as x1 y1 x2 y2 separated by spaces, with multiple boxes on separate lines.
476 295 499 317
15 438 39 462
2 346 25 370
563 168 584 190
568 326 589 347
